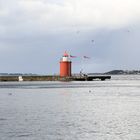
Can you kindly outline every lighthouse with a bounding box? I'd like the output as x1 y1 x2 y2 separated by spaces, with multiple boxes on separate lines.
60 52 72 77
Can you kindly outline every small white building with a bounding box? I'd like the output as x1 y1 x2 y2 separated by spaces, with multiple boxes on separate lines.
18 76 23 81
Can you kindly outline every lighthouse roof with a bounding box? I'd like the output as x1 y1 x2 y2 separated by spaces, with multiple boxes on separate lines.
63 51 69 57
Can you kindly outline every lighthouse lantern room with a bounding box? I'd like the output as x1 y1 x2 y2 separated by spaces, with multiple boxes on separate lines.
60 52 72 77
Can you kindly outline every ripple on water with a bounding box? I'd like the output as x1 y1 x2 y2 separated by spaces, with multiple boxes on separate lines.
7 131 33 139
0 118 7 121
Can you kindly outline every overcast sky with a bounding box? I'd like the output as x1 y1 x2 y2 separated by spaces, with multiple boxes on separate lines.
0 0 140 74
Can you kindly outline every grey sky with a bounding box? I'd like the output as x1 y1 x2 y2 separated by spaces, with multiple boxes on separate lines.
0 0 140 74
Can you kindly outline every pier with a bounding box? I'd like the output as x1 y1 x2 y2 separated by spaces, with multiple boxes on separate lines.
87 75 111 81
0 75 111 81
72 75 111 81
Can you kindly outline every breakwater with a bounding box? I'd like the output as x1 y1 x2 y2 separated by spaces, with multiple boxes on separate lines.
0 75 111 81
0 76 61 81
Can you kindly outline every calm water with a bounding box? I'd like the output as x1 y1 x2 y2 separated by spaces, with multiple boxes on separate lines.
0 75 140 140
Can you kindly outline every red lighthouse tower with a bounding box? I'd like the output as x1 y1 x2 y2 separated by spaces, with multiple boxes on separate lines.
60 52 72 77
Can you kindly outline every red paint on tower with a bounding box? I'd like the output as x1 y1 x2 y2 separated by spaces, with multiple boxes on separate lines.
60 52 72 77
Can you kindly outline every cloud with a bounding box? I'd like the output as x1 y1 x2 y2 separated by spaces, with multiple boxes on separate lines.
20 0 140 30
0 0 140 74
1 0 140 33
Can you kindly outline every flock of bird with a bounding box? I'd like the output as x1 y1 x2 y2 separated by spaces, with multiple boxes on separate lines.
69 27 131 60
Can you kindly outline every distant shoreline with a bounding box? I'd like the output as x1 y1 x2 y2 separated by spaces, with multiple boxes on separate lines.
0 70 140 76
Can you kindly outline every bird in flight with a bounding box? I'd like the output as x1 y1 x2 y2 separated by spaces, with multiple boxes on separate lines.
83 56 90 59
91 39 94 42
70 55 77 58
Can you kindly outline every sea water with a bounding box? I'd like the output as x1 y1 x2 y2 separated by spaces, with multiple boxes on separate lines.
0 75 140 140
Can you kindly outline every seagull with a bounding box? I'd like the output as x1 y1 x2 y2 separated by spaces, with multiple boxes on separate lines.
127 30 130 33
8 93 12 96
76 30 80 34
83 56 90 59
91 40 95 46
91 39 94 42
124 29 130 33
70 55 77 58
